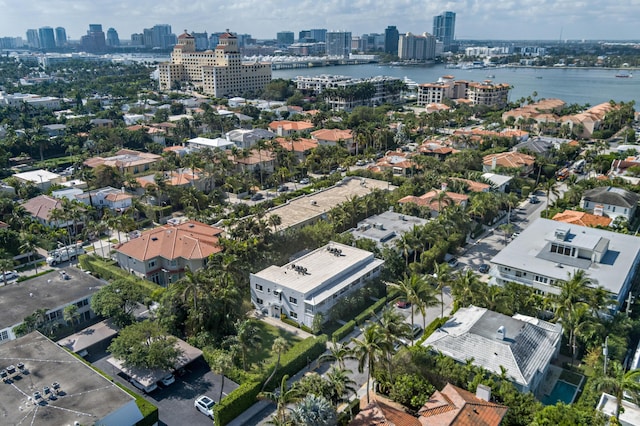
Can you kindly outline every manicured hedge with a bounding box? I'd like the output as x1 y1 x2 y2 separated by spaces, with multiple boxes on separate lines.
416 316 449 347
331 320 356 342
354 296 388 326
214 380 262 426
78 255 165 300
214 335 329 425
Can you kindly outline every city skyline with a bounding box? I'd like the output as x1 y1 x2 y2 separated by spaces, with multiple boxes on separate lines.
0 0 638 42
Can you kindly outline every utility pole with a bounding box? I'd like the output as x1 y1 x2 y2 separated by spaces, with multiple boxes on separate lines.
603 335 609 375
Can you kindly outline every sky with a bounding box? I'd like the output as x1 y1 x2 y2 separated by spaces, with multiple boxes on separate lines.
1 0 639 41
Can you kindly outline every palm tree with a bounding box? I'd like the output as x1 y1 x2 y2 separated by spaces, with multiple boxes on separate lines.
414 281 440 330
451 269 481 308
324 366 357 406
232 319 262 371
208 350 234 403
262 337 289 391
0 252 16 286
351 323 387 404
376 306 411 381
19 235 39 274
259 375 301 425
289 394 337 426
541 178 560 217
595 361 640 420
178 266 202 311
432 262 453 318
387 273 426 329
319 340 355 368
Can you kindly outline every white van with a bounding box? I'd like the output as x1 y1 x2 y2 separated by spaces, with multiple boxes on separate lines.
130 378 158 393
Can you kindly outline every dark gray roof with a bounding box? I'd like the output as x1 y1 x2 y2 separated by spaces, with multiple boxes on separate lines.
0 332 142 425
0 267 107 328
514 138 553 155
583 186 640 208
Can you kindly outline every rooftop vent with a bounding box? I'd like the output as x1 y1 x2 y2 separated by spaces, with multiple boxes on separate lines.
554 228 569 241
327 246 343 256
496 325 506 341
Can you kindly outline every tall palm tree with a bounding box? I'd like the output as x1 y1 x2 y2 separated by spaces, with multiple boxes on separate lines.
595 361 640 420
541 178 560 217
259 375 301 425
451 269 481 308
232 319 262 371
319 340 355 369
433 262 453 318
19 235 39 274
0 252 16 286
262 337 289 391
376 306 411 381
387 273 426 328
351 323 387 404
414 281 440 330
209 350 234 403
324 366 357 406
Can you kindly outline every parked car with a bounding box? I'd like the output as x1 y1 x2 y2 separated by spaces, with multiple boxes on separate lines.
529 196 540 204
395 300 411 309
277 185 289 192
159 373 175 387
447 257 459 268
250 193 264 201
2 270 18 281
195 395 215 419
355 160 366 166
299 177 310 184
478 264 490 274
130 378 158 394
411 324 423 339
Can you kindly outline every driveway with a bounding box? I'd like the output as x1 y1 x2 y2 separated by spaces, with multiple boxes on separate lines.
92 355 238 426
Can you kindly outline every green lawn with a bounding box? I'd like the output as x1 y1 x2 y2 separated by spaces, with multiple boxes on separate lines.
247 321 301 371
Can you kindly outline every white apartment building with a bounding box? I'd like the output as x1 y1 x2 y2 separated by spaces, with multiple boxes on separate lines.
158 31 271 97
250 242 384 327
489 218 640 312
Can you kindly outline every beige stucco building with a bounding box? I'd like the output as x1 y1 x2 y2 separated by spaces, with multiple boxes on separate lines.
158 31 271 97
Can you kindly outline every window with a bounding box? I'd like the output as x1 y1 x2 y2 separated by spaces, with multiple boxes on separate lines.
289 296 298 305
290 312 298 319
550 243 572 256
256 298 263 304
148 260 156 269
255 283 263 292
0 330 8 341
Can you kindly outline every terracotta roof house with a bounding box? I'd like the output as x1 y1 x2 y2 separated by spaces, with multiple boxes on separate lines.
399 189 468 217
552 209 612 228
21 195 70 228
311 128 355 152
275 137 318 162
482 152 535 175
350 393 421 426
450 178 491 193
113 219 223 286
84 149 162 175
268 120 314 137
230 149 276 174
370 151 415 176
580 186 640 221
350 384 507 426
418 141 457 160
418 383 508 426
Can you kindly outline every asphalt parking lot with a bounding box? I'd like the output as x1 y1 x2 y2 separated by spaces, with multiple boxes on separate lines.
91 354 238 426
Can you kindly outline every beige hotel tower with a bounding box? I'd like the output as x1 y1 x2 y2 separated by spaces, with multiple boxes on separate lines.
158 30 271 97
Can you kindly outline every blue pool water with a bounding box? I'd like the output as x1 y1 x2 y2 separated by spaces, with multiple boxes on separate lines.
541 380 578 405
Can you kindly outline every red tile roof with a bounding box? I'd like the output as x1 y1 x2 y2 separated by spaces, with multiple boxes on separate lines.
419 384 508 426
268 120 314 132
350 393 421 426
114 220 223 262
552 209 612 228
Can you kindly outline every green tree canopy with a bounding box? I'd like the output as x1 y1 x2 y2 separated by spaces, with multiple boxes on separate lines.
108 321 182 371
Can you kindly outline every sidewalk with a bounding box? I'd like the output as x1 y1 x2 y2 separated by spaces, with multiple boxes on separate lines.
250 310 314 339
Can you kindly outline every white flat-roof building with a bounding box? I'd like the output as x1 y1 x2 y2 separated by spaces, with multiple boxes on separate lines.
250 242 384 327
13 169 63 190
187 136 235 151
489 218 640 312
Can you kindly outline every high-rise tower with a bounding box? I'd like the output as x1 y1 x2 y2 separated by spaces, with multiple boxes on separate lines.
384 26 399 55
433 11 456 52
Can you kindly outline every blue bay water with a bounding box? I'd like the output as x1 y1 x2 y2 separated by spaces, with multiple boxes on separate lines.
273 63 640 107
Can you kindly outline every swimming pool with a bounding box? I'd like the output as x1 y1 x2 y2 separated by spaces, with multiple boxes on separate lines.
541 380 579 405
